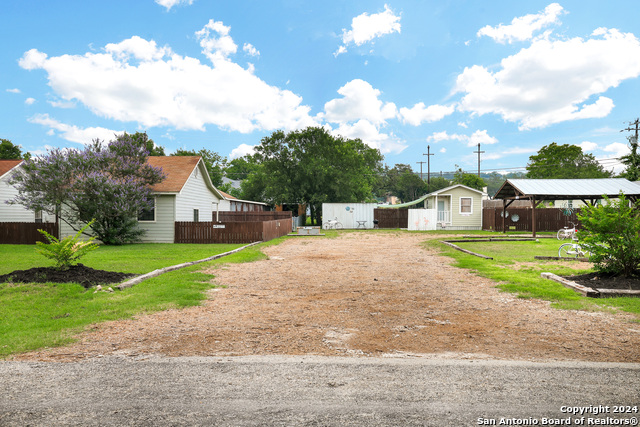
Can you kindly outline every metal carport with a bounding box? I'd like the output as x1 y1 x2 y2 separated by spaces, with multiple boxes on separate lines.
492 178 640 237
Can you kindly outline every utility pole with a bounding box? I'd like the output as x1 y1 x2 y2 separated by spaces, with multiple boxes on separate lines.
473 143 485 177
621 118 640 144
620 119 640 148
621 118 640 179
423 145 434 192
416 161 426 181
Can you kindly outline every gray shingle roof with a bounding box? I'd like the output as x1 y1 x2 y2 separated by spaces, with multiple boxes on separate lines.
494 178 640 200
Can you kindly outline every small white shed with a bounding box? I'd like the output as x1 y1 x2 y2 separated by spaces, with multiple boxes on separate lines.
321 203 378 229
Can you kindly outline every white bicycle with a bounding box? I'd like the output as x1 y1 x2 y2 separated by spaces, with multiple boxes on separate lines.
558 237 591 258
557 222 578 240
323 217 343 230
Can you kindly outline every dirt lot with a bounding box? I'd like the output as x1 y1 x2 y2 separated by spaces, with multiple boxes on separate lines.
14 232 640 363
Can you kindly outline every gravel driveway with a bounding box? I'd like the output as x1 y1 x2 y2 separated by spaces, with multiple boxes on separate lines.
13 231 640 363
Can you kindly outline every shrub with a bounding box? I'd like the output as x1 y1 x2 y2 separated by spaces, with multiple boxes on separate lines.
36 220 99 270
577 193 640 277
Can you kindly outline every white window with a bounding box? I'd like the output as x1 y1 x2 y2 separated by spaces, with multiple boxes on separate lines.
193 209 199 222
460 197 472 214
35 210 43 223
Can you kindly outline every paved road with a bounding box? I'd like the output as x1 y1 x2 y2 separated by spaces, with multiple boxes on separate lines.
1 355 639 426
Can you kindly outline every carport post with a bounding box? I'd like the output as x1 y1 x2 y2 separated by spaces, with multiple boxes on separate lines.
502 199 506 234
531 196 537 238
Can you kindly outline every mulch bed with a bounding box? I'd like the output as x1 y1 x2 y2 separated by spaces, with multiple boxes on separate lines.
564 272 640 291
0 264 136 289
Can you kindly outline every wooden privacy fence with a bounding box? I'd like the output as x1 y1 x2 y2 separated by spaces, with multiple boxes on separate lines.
216 211 292 222
175 218 292 244
0 222 58 244
374 208 408 229
482 208 581 232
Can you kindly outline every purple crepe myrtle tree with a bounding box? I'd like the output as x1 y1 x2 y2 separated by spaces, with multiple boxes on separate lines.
8 135 166 245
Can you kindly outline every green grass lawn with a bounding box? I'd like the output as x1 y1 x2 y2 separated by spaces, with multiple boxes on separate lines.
0 243 250 275
426 235 640 318
0 239 282 358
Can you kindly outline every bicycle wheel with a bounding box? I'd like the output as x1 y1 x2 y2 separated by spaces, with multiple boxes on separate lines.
557 229 567 240
558 243 577 258
323 222 332 230
334 222 343 230
578 245 592 259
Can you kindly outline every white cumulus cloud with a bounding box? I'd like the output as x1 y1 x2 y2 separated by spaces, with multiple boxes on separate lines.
322 79 397 126
399 103 455 126
604 142 630 157
19 22 316 134
155 0 194 11
427 129 498 147
105 36 171 61
29 114 120 145
335 4 401 56
332 120 407 155
455 28 640 129
6 88 21 94
468 130 498 147
578 141 598 152
229 143 256 159
477 3 565 44
25 97 36 105
320 79 405 154
196 20 238 63
243 43 260 57
427 131 466 143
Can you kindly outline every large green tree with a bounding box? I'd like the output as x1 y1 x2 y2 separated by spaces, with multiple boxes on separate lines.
381 164 427 203
172 148 226 187
426 176 451 193
225 154 262 198
526 142 612 178
483 171 526 197
452 165 487 191
225 154 261 181
244 127 383 224
0 139 26 160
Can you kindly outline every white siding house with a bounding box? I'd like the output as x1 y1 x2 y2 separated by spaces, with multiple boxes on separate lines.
6 156 267 243
124 156 227 243
0 160 55 223
422 184 487 230
59 156 222 242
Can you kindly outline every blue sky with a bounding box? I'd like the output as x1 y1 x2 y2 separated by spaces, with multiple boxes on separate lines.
2 0 640 176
